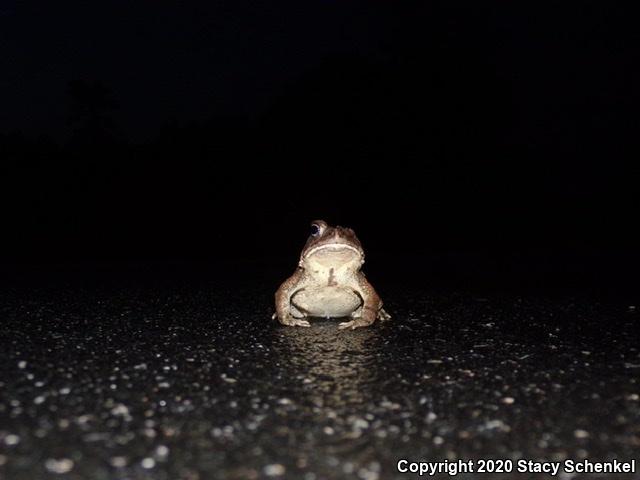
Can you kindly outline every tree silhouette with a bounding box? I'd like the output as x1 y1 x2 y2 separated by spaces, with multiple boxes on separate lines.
67 79 119 147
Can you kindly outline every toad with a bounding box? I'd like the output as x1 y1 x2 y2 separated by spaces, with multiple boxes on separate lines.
274 220 390 330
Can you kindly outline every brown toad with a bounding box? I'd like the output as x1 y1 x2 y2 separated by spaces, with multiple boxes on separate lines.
274 220 390 330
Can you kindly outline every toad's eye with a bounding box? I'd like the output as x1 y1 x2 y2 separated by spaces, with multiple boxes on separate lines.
310 224 321 236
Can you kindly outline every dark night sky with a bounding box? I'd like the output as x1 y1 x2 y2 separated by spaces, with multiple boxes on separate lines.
1 1 390 141
3 2 634 141
1 1 639 289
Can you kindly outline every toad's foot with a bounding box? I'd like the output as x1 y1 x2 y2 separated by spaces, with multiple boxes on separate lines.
378 308 391 321
338 318 372 330
278 314 311 327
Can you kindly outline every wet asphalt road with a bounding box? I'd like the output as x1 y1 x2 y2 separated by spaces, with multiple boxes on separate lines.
0 269 639 480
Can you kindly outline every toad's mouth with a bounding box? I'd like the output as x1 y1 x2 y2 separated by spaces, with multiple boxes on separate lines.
304 243 362 259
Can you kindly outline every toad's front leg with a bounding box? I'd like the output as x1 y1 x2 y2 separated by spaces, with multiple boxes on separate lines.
338 275 383 330
274 269 310 327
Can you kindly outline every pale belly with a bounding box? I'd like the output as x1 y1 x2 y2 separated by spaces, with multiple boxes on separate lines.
291 286 362 318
